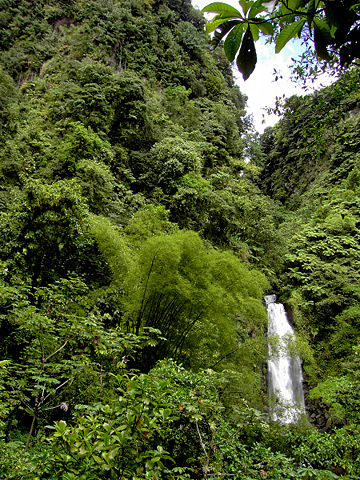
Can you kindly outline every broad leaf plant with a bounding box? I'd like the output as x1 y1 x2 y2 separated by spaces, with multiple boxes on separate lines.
202 1 360 80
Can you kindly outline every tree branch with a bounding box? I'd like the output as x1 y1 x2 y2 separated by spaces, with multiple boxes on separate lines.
136 254 157 335
43 340 68 363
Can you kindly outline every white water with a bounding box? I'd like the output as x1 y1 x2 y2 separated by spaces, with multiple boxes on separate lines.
265 295 306 424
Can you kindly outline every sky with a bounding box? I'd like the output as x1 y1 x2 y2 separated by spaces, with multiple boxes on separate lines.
191 0 332 132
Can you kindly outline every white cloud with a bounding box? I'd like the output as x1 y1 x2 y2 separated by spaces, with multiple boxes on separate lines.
235 40 302 132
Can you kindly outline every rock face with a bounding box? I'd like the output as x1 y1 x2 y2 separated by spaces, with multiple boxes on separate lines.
303 381 346 432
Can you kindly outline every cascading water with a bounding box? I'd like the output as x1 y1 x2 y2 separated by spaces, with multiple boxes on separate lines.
265 295 306 424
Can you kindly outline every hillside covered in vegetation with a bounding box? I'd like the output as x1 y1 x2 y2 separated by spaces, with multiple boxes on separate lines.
0 0 359 478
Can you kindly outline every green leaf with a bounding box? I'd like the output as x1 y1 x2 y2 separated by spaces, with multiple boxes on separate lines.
350 3 360 13
313 17 333 41
313 22 332 61
239 0 253 16
249 23 260 41
202 2 242 17
224 24 244 61
306 0 316 25
248 0 267 18
306 0 316 14
324 2 340 29
287 0 308 9
258 21 274 35
236 26 257 80
275 19 306 53
55 420 68 434
212 20 242 48
191 413 203 421
205 17 230 34
329 23 337 37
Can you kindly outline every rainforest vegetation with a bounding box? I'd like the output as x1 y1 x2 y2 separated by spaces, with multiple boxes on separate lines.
0 0 359 478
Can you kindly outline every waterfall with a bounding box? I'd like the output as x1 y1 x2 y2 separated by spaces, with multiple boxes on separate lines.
265 295 306 424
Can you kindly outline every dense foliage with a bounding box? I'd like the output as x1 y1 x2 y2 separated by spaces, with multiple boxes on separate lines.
0 0 359 478
257 64 360 450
